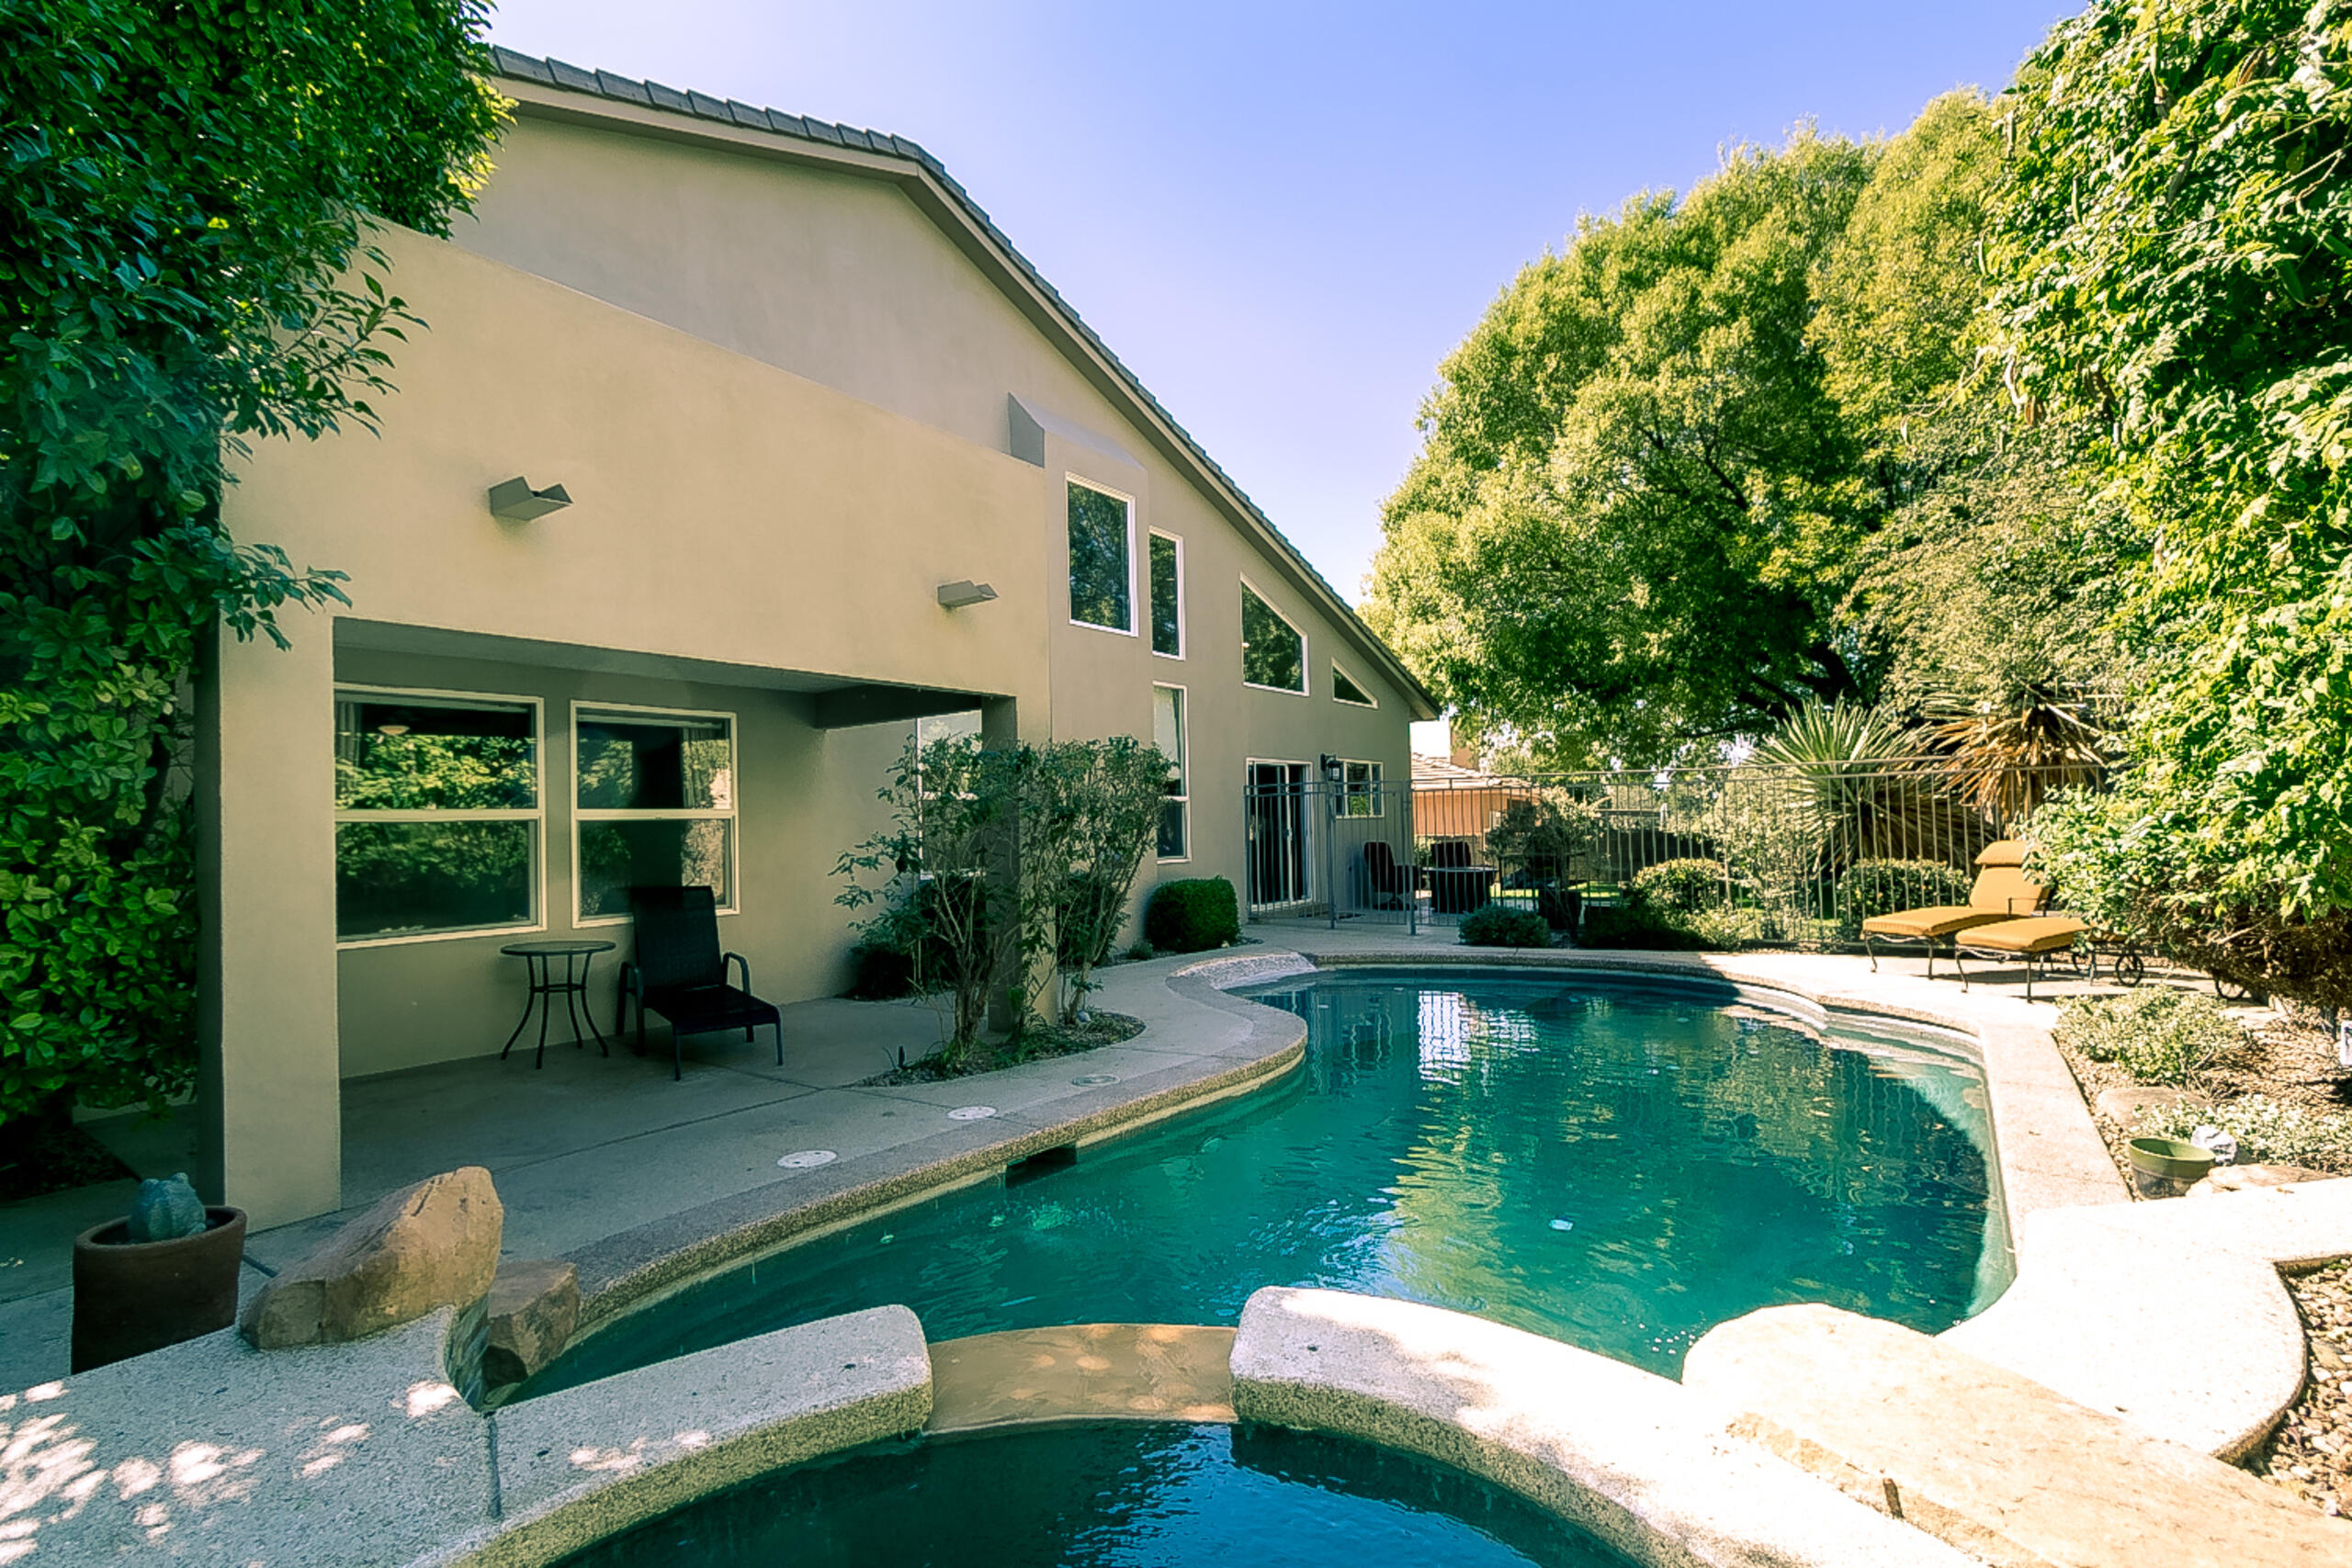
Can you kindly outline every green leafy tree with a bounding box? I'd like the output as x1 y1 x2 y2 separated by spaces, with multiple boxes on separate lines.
0 2 504 1136
1364 130 1880 763
1035 738 1169 1023
1995 0 2352 1002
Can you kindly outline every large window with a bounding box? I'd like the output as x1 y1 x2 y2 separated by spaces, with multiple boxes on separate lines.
334 689 541 944
1240 581 1306 694
1340 759 1385 818
1153 684 1188 861
1068 479 1133 633
574 705 737 921
1148 532 1183 657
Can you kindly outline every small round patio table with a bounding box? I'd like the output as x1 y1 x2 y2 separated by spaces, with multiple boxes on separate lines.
498 941 616 1069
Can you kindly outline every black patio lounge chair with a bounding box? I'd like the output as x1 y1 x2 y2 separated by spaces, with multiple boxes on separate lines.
616 886 782 1080
1363 840 1418 909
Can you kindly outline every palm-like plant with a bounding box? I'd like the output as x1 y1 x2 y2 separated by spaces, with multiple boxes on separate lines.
1749 698 1976 872
1923 684 2107 826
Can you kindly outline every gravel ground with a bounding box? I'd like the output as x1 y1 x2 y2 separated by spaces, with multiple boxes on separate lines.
2256 1260 2352 1518
2055 996 2351 1190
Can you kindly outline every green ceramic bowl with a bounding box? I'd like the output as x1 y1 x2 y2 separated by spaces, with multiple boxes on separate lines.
2127 1136 2216 1181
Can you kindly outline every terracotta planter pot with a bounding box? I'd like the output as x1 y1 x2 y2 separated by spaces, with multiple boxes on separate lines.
71 1206 247 1372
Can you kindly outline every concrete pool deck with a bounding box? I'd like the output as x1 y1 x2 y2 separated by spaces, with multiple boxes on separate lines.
7 937 2351 1563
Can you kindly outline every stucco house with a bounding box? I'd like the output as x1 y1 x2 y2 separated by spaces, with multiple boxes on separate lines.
197 51 1434 1227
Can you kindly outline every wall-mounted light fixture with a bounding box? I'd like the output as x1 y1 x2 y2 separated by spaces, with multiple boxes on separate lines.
488 477 572 522
936 580 999 609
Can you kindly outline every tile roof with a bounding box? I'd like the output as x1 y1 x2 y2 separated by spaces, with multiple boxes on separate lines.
484 48 1434 717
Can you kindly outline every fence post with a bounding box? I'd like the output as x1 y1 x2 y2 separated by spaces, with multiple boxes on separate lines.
1405 782 1419 937
1324 782 1339 931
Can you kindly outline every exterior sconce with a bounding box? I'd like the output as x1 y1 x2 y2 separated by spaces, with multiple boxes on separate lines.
488 477 572 521
937 580 999 609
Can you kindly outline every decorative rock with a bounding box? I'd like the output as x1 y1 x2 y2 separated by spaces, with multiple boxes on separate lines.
241 1166 503 1348
1685 1303 2350 1565
2093 1084 2199 1125
482 1258 582 1386
126 1170 209 1242
2192 1164 2340 1196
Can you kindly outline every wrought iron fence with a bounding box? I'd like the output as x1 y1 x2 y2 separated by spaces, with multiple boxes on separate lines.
1241 756 2104 950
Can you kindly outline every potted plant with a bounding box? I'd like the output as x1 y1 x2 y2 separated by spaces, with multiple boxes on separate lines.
71 1173 247 1371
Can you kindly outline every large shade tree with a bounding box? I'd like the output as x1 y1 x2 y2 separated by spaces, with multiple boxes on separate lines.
0 1 505 1146
1363 131 1879 765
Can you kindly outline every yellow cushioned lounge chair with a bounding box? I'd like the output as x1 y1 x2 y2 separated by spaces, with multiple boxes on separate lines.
1952 914 2087 1000
1860 840 2049 977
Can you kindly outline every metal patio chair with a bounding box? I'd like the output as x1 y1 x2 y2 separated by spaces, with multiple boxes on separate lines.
616 886 783 1080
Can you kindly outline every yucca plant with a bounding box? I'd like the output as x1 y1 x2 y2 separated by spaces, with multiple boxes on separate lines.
1749 699 1981 874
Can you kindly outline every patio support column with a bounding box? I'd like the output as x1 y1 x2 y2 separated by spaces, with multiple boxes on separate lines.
981 697 1055 1032
194 619 341 1227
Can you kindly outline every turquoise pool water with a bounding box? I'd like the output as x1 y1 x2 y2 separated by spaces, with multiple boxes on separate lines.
531 969 2003 1395
556 1422 1628 1567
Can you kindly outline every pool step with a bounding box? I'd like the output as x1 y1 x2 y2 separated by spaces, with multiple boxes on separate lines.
927 1323 1236 1432
1683 1303 2347 1566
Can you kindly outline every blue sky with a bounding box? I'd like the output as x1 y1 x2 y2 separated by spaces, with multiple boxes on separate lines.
483 1 2074 602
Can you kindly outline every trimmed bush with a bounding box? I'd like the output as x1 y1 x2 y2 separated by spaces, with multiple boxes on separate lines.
1145 877 1240 953
2054 988 2247 1086
1458 906 1553 948
1838 858 1973 935
1630 859 1726 915
1578 903 1713 951
844 942 917 1000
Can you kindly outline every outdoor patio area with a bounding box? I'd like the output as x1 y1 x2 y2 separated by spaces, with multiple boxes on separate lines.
0 931 2121 1396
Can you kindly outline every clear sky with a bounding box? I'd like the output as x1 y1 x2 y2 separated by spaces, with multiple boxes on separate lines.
483 1 2074 603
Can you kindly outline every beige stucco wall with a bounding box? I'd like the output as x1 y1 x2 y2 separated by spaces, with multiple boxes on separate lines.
209 96 1417 1222
454 102 1417 899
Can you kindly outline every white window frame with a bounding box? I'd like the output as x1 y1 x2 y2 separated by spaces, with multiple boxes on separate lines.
1066 475 1138 637
571 699 741 927
1147 528 1185 660
1238 574 1310 697
333 683 547 950
1340 759 1385 818
1153 682 1191 863
1330 660 1378 708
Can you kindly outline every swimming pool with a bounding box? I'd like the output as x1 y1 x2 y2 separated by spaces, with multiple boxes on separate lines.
527 968 2006 1395
554 1422 1629 1568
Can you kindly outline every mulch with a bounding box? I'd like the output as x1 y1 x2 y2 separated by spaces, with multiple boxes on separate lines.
0 1117 136 1203
858 1010 1147 1085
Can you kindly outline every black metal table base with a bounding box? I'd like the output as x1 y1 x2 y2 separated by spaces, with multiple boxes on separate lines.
499 945 613 1068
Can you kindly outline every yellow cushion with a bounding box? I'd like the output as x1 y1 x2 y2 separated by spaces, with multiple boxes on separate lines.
1975 839 2028 868
1967 865 2050 917
1861 908 2017 939
1960 916 2086 955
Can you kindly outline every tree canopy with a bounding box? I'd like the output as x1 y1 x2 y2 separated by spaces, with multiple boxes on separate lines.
1363 131 1880 765
0 1 505 1130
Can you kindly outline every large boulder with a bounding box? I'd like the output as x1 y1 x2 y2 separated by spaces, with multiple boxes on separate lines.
242 1167 503 1348
481 1258 581 1386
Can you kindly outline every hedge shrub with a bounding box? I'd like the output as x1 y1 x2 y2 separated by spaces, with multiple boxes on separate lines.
1578 904 1714 951
1630 859 1726 915
1145 877 1240 953
1458 906 1553 948
1838 859 1973 934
